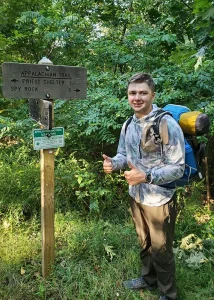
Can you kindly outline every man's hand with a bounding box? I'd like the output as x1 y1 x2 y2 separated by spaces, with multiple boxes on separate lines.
103 154 113 174
124 164 147 186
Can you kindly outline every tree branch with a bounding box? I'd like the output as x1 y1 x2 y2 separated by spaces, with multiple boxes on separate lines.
180 0 192 10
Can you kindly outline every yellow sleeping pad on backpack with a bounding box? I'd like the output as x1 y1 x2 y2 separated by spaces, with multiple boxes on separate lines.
179 111 210 136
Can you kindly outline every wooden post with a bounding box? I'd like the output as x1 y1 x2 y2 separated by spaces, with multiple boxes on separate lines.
2 59 87 277
39 57 55 277
41 144 55 277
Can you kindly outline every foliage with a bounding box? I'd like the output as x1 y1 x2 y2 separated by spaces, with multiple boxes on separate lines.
0 147 40 218
0 1 214 297
1 0 214 153
153 59 214 108
0 0 214 214
193 0 214 57
55 152 128 218
175 182 214 272
0 203 213 299
0 142 129 220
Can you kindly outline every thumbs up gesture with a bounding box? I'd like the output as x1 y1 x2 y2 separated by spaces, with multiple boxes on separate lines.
124 163 147 186
102 154 113 174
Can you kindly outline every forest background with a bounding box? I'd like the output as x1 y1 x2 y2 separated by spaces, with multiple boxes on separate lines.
0 0 214 299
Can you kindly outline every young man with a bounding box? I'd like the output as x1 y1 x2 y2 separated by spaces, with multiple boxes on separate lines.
102 73 185 300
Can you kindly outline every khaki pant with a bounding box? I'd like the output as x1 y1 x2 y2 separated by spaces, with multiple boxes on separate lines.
130 194 177 299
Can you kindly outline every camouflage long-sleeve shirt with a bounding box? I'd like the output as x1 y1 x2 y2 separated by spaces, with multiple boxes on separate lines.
112 104 185 206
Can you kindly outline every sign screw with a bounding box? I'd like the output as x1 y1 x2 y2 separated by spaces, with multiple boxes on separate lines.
46 94 50 98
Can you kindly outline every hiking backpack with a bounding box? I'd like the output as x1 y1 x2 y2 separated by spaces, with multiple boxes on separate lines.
125 104 210 187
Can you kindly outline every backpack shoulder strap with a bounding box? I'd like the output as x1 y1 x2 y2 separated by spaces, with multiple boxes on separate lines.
125 116 133 135
191 138 206 166
151 110 171 142
125 110 171 139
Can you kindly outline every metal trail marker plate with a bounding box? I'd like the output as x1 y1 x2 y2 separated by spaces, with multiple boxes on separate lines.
2 62 87 100
33 127 64 150
29 99 53 129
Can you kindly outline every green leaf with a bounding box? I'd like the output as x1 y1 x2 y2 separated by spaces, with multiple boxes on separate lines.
77 176 82 184
203 7 214 20
103 244 116 261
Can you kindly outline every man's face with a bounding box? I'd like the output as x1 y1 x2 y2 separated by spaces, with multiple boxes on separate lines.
128 82 155 118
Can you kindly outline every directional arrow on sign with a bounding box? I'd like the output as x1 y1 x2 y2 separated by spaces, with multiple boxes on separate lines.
2 62 87 100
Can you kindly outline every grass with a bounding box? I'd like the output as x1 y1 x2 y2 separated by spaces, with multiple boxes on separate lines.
0 206 213 300
0 149 213 299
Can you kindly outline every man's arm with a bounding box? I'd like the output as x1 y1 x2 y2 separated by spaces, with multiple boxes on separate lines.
105 121 129 172
124 116 185 186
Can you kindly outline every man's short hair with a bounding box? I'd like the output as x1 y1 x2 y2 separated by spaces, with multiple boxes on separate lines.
128 73 155 92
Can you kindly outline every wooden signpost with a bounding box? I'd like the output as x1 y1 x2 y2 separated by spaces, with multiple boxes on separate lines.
2 58 87 277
